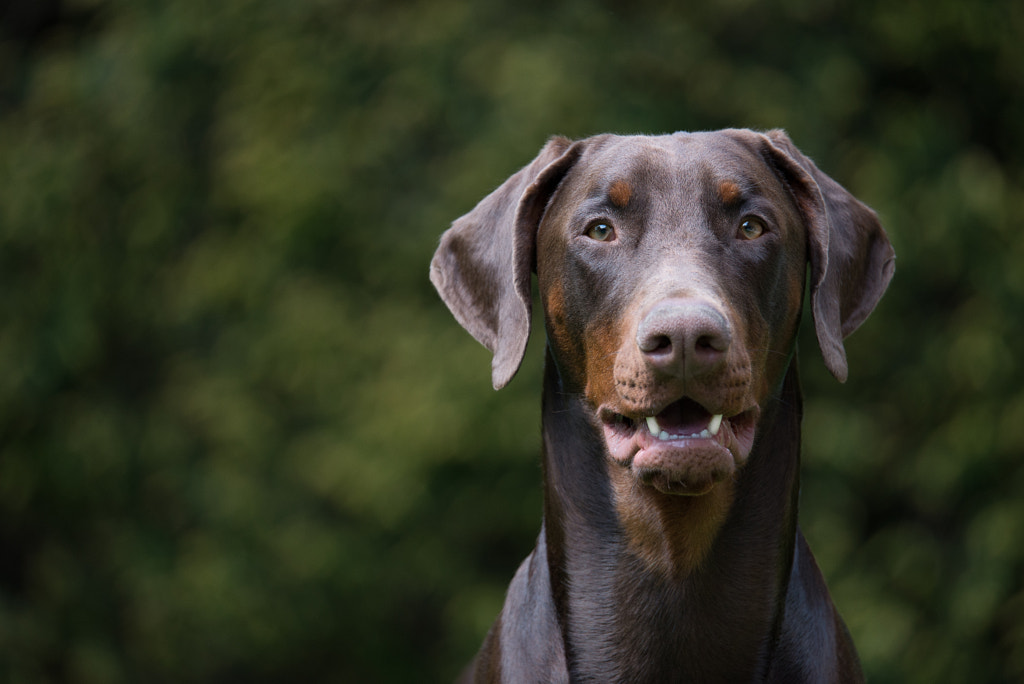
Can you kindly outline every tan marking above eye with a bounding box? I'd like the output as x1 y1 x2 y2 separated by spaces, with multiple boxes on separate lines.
608 180 632 208
718 180 742 205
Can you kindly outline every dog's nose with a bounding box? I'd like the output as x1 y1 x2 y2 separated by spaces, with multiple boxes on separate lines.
636 298 731 377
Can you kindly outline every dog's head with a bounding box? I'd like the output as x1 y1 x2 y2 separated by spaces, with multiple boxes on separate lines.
432 130 894 495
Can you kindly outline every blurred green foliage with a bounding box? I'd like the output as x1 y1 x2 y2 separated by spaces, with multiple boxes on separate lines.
1 0 1022 681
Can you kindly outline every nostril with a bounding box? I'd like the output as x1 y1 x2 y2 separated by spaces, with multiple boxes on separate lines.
642 334 673 354
696 332 729 353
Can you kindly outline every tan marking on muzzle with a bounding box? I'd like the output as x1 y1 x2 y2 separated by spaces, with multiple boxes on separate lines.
583 316 633 409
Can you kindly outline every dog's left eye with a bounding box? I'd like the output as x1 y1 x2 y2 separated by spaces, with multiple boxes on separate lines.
739 218 766 240
586 222 616 242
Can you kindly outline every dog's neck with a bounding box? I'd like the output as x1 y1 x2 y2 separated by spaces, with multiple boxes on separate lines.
540 349 803 682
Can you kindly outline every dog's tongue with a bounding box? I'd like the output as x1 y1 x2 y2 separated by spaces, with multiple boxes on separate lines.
655 398 712 435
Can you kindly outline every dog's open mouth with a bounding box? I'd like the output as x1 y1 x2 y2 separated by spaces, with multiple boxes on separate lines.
600 398 759 495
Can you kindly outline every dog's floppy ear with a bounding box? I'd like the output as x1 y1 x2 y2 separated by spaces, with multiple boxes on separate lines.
431 136 583 389
764 129 895 383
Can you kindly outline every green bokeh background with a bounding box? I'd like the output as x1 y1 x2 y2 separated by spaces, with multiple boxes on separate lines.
1 1 1022 682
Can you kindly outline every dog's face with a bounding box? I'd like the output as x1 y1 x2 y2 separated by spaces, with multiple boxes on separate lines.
431 128 893 500
535 133 809 495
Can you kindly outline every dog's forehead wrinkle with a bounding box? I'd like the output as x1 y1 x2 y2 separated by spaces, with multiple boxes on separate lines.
592 138 678 182
587 135 739 205
663 132 773 189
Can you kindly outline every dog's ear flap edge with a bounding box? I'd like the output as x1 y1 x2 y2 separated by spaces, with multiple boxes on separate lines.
764 129 896 383
430 136 580 390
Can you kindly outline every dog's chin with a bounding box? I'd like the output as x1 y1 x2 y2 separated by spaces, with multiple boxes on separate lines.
601 404 759 497
632 441 735 495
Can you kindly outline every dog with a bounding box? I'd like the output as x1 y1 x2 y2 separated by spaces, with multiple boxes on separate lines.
431 129 894 683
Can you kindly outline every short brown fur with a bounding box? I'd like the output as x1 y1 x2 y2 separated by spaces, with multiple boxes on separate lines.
719 179 743 205
608 179 632 207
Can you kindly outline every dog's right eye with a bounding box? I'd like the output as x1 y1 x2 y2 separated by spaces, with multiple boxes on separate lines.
738 218 766 240
585 222 616 242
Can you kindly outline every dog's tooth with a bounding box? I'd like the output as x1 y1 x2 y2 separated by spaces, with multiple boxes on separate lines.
646 416 661 435
708 414 724 436
699 429 710 439
659 430 671 441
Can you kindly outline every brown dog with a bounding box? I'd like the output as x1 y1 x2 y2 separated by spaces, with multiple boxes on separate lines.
432 129 894 683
